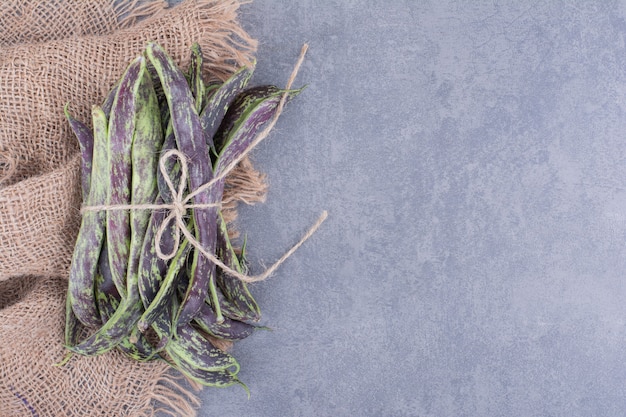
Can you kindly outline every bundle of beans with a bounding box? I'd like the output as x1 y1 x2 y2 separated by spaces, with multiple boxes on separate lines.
64 42 302 390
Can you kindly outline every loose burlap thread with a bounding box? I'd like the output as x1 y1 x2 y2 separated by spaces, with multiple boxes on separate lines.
0 1 268 416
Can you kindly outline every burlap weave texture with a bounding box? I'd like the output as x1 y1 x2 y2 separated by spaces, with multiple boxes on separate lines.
0 1 264 415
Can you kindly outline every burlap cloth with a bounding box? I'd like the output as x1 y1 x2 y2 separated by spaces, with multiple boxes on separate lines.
0 1 266 415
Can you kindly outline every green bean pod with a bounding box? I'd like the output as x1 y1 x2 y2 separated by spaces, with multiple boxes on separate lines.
166 323 239 373
171 358 246 390
199 63 254 151
67 105 109 328
189 43 206 112
126 59 164 299
64 105 93 201
106 56 146 298
215 212 260 321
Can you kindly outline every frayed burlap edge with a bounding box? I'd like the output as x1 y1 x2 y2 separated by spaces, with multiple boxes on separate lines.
116 1 169 30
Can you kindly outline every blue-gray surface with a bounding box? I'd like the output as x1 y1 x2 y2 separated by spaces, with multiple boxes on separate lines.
195 1 626 416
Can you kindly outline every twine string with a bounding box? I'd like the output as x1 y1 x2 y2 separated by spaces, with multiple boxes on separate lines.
81 43 327 283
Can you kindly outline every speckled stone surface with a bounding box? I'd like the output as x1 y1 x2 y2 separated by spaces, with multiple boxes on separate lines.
191 1 626 416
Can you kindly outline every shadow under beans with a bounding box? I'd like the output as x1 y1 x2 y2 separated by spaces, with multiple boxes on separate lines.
0 276 40 310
